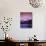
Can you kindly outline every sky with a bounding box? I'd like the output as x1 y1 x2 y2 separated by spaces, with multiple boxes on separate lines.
20 12 32 21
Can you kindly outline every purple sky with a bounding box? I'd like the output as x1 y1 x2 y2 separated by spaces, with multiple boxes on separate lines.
20 12 32 21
